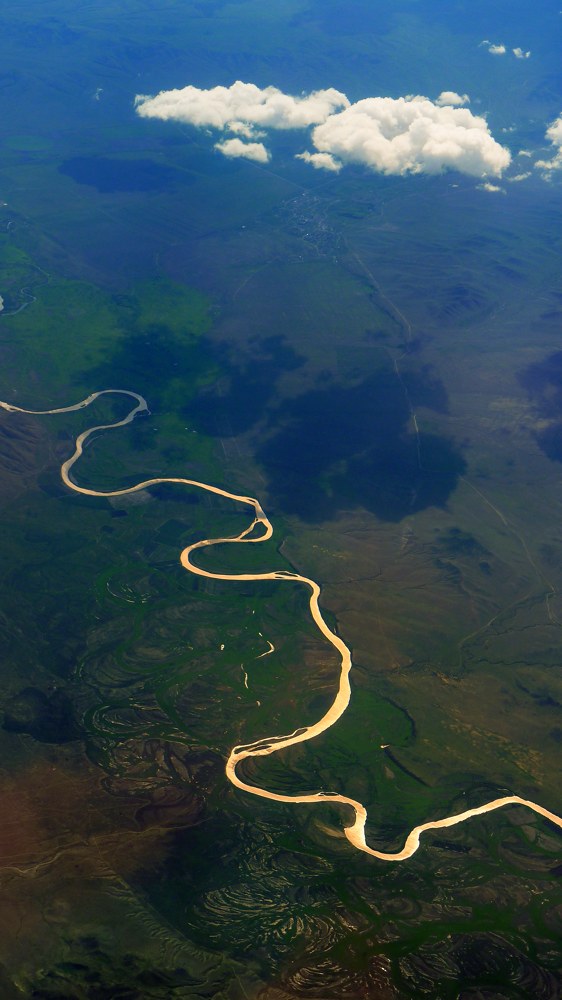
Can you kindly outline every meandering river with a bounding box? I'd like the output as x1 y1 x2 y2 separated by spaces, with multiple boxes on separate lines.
1 388 561 861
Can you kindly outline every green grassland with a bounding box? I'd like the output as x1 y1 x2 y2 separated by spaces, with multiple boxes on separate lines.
0 224 213 399
2 186 562 995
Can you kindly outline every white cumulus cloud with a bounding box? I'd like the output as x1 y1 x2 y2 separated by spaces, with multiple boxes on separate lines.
546 115 562 147
135 80 349 131
135 82 510 179
535 114 562 173
307 96 511 177
436 91 470 107
214 138 270 163
477 182 505 193
483 42 507 55
226 120 264 139
481 40 531 59
295 150 342 171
